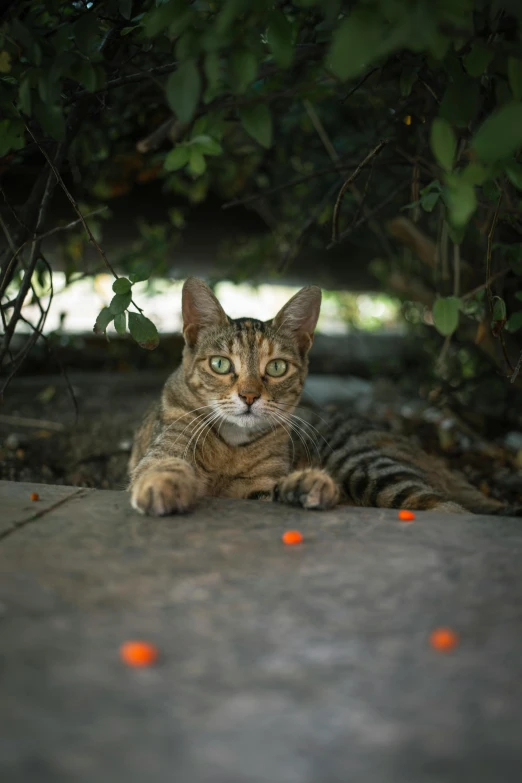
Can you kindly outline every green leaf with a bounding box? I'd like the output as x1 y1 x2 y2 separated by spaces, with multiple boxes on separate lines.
508 58 522 101
0 119 24 157
266 11 294 68
239 105 272 148
38 72 61 105
112 277 132 294
228 49 257 94
461 162 490 186
188 148 206 175
463 44 493 77
445 175 477 227
143 1 180 37
0 51 11 73
204 52 223 90
492 297 507 321
432 296 461 336
439 73 479 128
216 0 245 36
18 78 31 115
420 191 440 212
506 162 522 190
129 268 150 284
507 311 522 333
94 307 114 335
114 311 127 335
128 312 159 350
190 134 223 155
400 68 417 97
109 291 132 314
165 60 201 124
75 61 97 92
447 223 466 245
73 12 99 55
471 102 522 163
329 12 404 80
430 118 456 172
119 0 133 20
34 103 66 141
164 146 189 171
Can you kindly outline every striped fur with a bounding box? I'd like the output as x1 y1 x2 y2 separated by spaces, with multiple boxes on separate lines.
129 278 519 517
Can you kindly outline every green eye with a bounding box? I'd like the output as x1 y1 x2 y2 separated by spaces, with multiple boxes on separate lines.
265 359 288 377
210 356 232 374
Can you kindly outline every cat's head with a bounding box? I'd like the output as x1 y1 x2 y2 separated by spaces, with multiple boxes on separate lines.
180 278 321 436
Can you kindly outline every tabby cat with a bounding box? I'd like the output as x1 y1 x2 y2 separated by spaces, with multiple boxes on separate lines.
129 277 518 517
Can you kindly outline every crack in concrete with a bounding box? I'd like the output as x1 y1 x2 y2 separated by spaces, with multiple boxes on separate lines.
0 488 90 542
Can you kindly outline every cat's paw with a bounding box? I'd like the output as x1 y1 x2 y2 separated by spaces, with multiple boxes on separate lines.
130 466 199 516
274 468 339 510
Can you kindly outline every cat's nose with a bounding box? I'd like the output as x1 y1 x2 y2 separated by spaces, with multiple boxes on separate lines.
239 391 260 407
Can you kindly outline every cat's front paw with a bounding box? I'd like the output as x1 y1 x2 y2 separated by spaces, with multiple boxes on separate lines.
130 466 199 516
274 468 339 510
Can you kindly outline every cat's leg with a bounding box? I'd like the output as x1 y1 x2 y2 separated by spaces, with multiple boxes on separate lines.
338 450 465 513
273 468 340 510
130 457 203 516
129 417 207 516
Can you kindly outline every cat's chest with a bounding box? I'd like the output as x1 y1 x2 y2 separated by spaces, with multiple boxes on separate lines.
194 429 290 496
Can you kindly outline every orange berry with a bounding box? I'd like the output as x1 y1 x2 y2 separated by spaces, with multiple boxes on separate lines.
429 627 459 652
30 492 39 502
398 509 415 521
120 640 158 667
282 530 303 545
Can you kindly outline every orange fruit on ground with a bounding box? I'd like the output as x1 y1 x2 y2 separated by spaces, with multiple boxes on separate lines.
30 492 39 502
398 509 415 521
429 627 459 652
282 530 303 545
120 640 158 667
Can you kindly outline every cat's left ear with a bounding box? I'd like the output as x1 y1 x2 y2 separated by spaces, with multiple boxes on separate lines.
272 286 322 353
182 277 228 347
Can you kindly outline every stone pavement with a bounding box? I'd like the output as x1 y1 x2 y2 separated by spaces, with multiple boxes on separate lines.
1 480 522 783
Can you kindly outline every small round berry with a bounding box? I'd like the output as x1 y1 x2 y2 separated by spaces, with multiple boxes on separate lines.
429 627 458 652
120 640 158 667
282 530 303 545
30 492 39 502
398 509 415 521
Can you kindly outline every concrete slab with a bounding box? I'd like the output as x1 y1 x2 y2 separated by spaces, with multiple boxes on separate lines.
1 481 522 782
0 480 86 537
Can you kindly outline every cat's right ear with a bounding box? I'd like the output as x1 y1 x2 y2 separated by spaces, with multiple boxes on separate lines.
182 277 228 347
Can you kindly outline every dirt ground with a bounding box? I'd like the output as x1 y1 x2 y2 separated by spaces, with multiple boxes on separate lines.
1 370 521 507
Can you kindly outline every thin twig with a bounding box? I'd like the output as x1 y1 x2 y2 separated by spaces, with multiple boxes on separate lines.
0 414 65 431
485 188 514 372
69 62 179 102
328 173 407 249
331 140 388 243
24 125 143 315
277 181 340 273
342 68 380 102
510 352 522 384
221 159 367 209
34 207 108 243
461 268 510 301
453 243 461 297
0 161 57 370
25 125 118 278
486 191 503 313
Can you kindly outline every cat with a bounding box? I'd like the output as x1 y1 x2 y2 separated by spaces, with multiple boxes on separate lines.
128 277 519 517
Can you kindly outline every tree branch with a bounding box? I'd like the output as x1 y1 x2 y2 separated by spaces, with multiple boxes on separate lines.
331 139 389 243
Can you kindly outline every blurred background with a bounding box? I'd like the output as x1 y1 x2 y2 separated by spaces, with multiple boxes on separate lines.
1 0 522 504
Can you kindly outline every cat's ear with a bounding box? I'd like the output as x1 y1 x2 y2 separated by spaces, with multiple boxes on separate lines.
182 277 228 347
272 286 322 353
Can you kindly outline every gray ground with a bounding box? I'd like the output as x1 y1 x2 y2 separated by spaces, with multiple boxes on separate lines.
1 480 522 782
